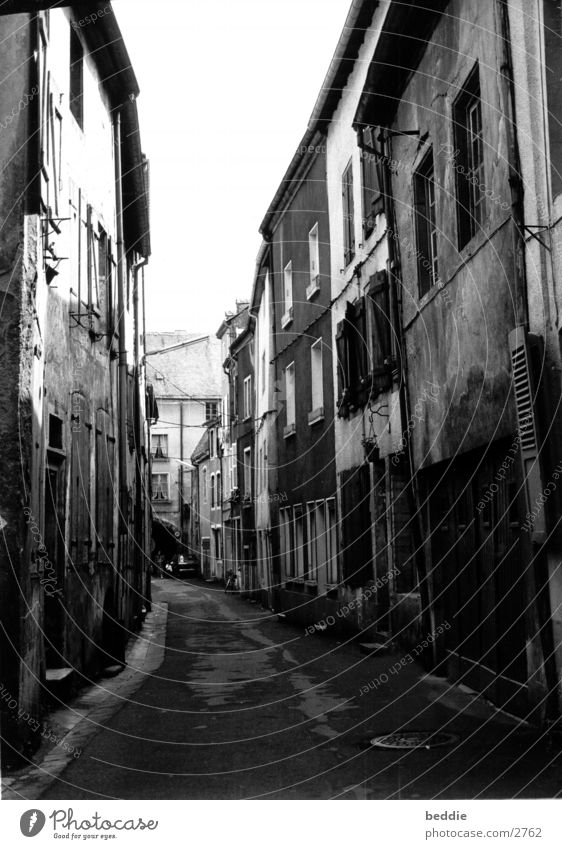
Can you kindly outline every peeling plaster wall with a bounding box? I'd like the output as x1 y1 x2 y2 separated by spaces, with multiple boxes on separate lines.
390 0 518 468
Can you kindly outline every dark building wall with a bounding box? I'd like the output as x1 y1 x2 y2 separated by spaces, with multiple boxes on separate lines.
272 148 335 506
0 13 44 757
269 147 338 623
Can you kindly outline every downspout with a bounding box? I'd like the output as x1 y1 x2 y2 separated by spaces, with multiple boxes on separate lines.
132 255 148 603
376 127 435 660
113 109 128 558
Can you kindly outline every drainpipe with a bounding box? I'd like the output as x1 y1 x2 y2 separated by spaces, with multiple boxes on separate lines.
113 109 128 578
132 255 148 605
375 127 435 661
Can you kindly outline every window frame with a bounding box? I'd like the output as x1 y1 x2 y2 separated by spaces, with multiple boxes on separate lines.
309 338 324 422
342 160 355 267
453 64 485 249
243 375 252 421
282 260 293 327
152 473 169 502
284 361 296 436
413 148 438 298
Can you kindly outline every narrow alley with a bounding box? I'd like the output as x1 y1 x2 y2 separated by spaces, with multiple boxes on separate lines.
18 579 562 801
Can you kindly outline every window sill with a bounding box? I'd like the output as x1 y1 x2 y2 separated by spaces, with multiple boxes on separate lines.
281 308 293 329
283 423 296 439
308 407 324 426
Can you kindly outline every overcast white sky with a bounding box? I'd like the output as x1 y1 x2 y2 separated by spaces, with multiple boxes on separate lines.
112 0 350 336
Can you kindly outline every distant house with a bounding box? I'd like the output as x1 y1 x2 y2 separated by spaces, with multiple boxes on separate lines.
145 333 221 556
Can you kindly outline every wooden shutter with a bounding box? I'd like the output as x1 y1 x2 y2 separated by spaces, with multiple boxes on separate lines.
509 327 546 543
361 127 384 237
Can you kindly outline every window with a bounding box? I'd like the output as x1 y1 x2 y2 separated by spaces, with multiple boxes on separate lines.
284 362 296 435
262 439 267 491
342 160 355 266
48 414 63 450
280 507 295 578
306 502 318 582
366 271 392 394
244 447 251 497
209 428 215 458
282 261 293 326
454 65 484 248
69 28 84 129
210 473 215 508
360 127 384 238
216 472 221 507
307 223 320 298
414 149 438 297
294 505 306 579
335 299 368 417
152 474 169 501
151 434 168 459
310 339 324 420
205 401 218 422
261 351 266 395
243 375 252 420
202 467 207 503
232 442 238 489
325 499 338 585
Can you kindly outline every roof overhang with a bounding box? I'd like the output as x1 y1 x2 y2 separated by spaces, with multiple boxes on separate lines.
353 0 450 130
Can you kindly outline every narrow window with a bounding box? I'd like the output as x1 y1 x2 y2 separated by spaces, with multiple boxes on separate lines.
308 223 320 293
202 467 207 503
152 474 169 501
325 499 338 585
454 66 485 248
306 502 318 582
282 261 293 325
210 474 215 508
243 375 252 420
152 434 168 459
294 504 306 579
414 149 438 297
342 160 355 266
244 447 251 497
310 339 323 416
360 127 383 239
285 362 295 431
69 28 84 129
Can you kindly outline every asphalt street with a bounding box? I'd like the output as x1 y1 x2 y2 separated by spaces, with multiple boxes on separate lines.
37 578 562 800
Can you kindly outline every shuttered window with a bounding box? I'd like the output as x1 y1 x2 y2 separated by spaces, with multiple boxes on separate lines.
367 271 392 393
360 127 384 238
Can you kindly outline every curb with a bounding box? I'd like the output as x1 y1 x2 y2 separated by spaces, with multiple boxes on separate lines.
1 602 168 800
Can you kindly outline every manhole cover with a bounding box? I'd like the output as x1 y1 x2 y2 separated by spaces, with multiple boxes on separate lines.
369 731 459 750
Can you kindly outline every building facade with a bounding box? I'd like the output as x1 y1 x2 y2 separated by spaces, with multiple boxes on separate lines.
0 3 151 763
